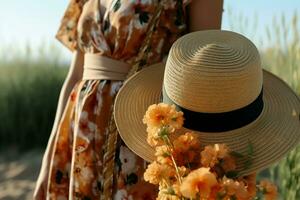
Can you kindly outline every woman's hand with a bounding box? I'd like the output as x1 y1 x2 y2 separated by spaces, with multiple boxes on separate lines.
188 0 224 32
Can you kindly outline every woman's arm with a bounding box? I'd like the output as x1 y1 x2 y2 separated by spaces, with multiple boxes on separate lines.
51 50 84 132
188 0 224 32
33 50 84 199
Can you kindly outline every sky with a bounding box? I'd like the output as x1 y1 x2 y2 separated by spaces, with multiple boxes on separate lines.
0 0 299 60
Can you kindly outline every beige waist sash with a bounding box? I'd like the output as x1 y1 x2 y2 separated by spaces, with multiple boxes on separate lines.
83 53 131 80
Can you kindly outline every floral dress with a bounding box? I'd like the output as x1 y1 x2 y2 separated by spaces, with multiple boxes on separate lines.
36 0 192 199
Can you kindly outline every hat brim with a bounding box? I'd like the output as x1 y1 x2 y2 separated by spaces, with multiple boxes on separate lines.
114 63 300 176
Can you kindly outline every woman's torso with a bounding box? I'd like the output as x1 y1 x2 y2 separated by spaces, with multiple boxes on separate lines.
46 1 192 199
56 0 190 65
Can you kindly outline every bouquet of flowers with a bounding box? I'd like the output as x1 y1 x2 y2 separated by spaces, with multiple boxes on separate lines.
143 103 277 200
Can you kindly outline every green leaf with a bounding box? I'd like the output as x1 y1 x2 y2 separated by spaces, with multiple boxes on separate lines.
171 117 177 121
159 126 170 137
162 152 171 157
244 159 253 170
241 141 254 170
225 170 239 178
230 151 245 158
247 141 254 156
261 187 267 194
167 187 175 195
216 192 226 200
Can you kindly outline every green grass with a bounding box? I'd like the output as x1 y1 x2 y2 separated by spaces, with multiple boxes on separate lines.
260 13 300 199
0 58 67 150
0 11 300 199
227 11 300 199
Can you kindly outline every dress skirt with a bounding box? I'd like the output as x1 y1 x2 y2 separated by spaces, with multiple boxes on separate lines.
47 79 157 200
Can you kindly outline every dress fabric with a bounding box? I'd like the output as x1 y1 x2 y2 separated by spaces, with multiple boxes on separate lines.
42 0 192 199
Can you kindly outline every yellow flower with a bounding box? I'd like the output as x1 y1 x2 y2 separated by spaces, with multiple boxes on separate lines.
200 144 230 168
180 168 218 199
259 179 277 200
144 161 175 185
143 103 183 130
221 177 249 200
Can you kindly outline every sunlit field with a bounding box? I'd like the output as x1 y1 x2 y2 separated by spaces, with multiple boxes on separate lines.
0 12 299 199
0 44 67 150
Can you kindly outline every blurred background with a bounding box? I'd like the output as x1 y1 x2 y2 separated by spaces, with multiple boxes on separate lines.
0 0 300 199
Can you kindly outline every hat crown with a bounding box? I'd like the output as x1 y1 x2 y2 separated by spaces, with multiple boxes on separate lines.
164 30 262 113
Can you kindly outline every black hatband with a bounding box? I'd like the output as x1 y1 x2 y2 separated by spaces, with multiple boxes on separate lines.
162 87 264 132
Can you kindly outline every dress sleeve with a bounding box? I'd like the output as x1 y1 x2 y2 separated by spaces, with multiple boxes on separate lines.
56 0 88 51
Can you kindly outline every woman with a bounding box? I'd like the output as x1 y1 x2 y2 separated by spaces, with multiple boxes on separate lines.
34 0 224 199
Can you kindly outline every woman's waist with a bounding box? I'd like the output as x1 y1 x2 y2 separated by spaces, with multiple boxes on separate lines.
83 53 131 81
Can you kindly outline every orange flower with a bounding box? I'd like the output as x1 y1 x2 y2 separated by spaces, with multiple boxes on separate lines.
208 184 222 200
215 144 230 159
243 173 257 198
157 183 181 200
221 155 237 173
173 132 200 152
200 144 230 168
143 103 183 130
157 193 180 200
168 108 184 130
143 104 170 127
155 145 172 165
144 161 175 185
146 126 176 147
172 182 182 196
221 177 249 200
146 126 164 147
259 179 277 200
157 190 180 200
178 166 190 177
200 145 218 168
172 132 200 165
180 168 218 199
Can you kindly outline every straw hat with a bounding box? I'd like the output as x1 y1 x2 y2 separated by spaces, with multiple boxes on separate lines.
114 30 300 175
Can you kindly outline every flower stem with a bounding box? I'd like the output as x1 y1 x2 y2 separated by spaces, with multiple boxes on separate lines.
163 135 182 184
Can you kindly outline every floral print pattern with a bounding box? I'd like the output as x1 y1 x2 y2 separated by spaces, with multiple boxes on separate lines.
56 0 191 64
36 0 193 199
47 80 157 199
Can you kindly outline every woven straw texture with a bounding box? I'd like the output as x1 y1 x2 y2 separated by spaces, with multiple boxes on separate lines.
164 31 262 113
114 31 300 176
